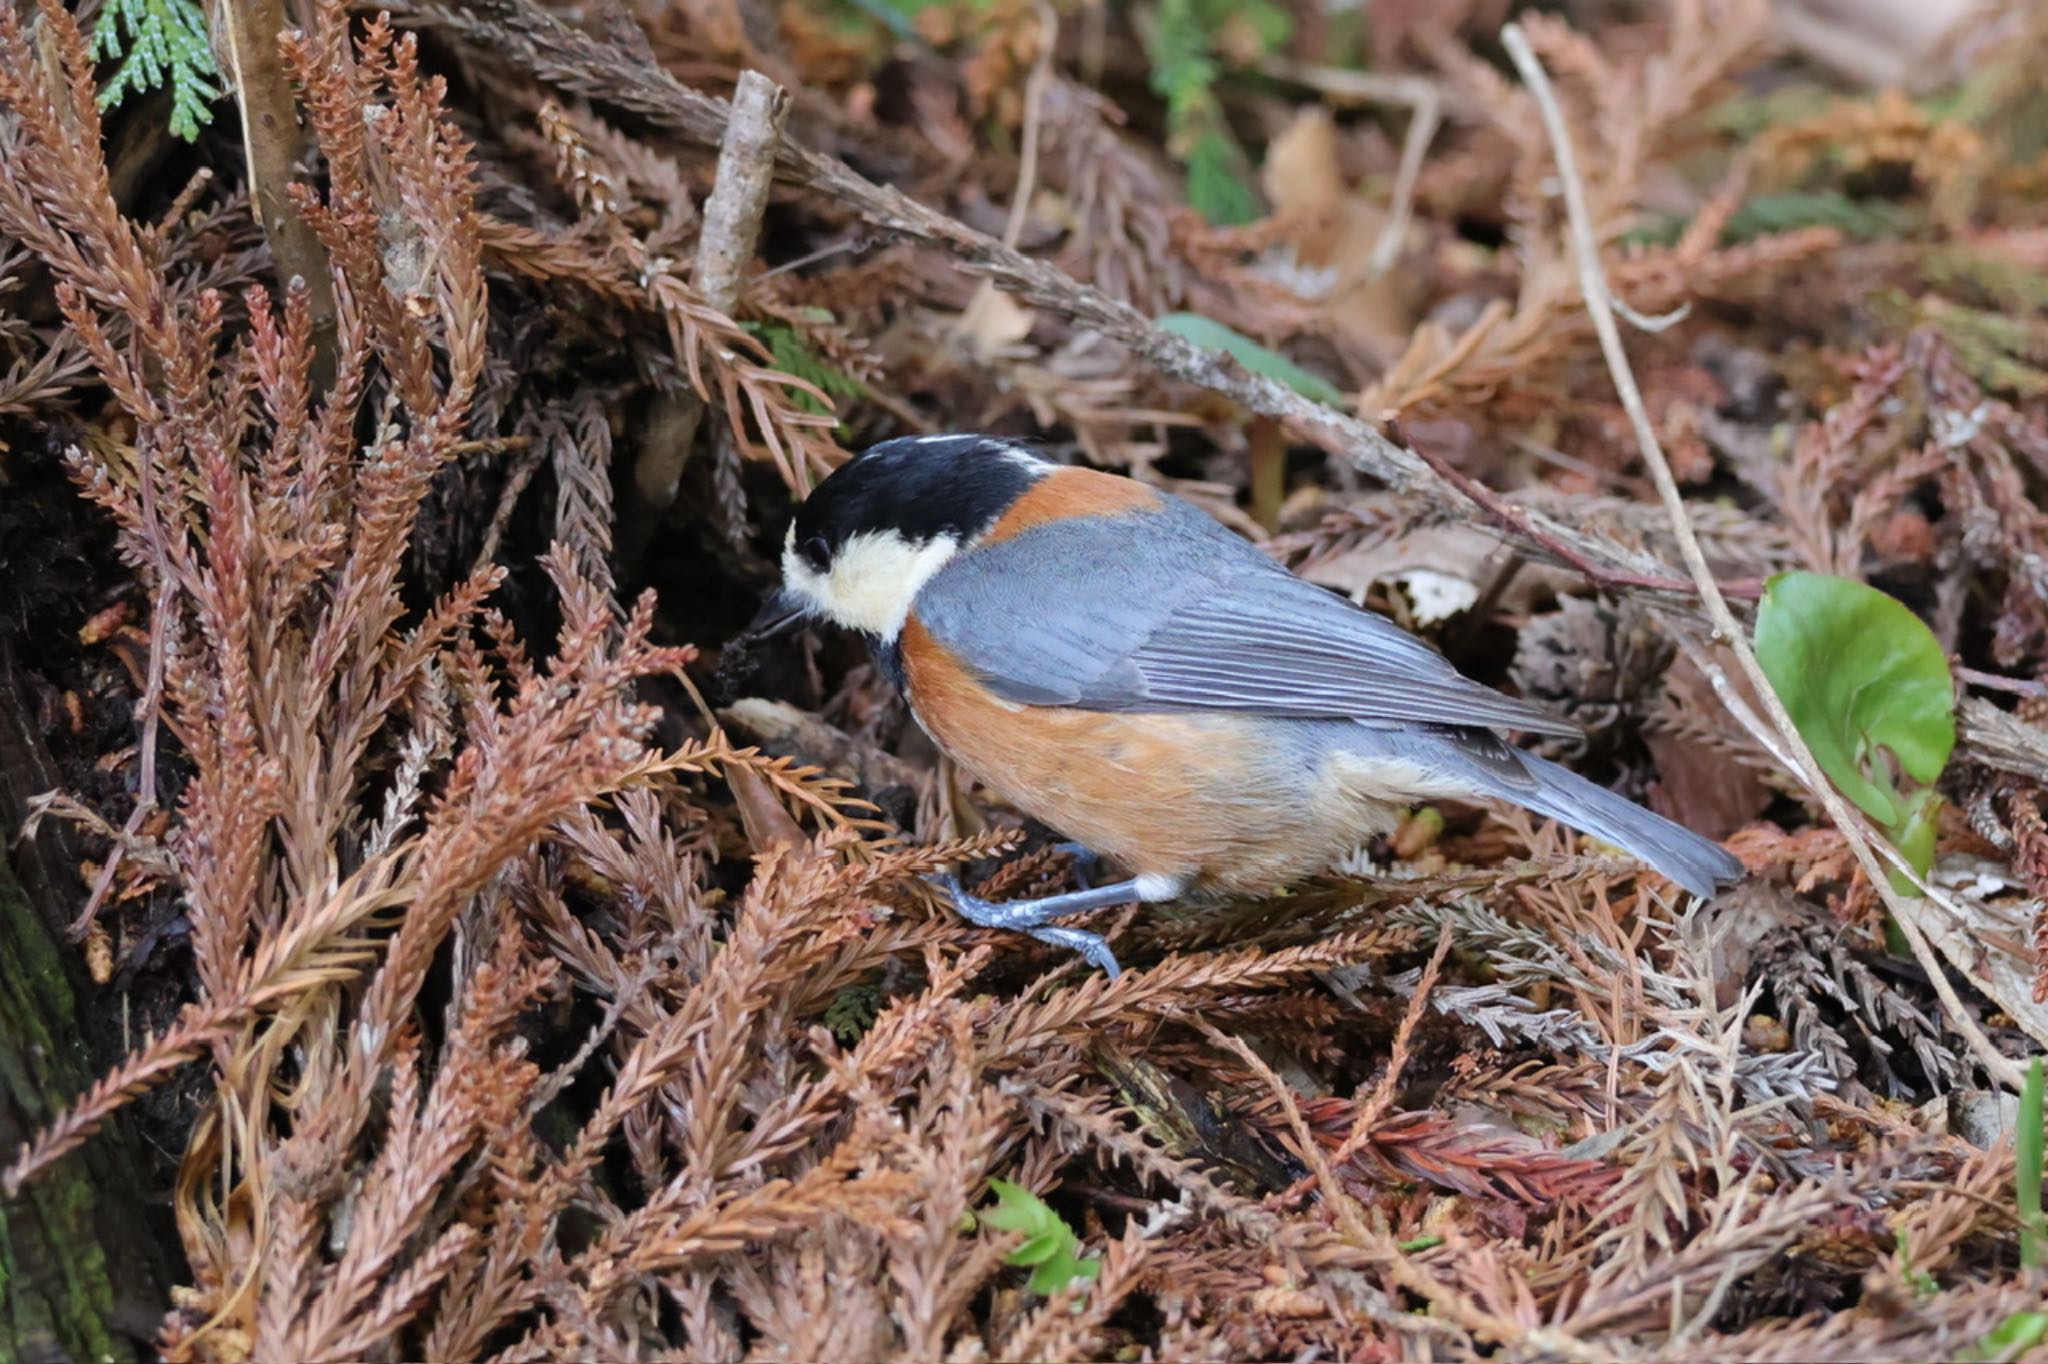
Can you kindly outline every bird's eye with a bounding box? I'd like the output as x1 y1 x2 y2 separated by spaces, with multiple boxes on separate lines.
799 535 832 572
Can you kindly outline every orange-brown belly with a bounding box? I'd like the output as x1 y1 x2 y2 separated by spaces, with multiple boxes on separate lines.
901 620 1404 892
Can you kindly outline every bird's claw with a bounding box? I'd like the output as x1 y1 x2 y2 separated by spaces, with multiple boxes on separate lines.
1022 924 1123 978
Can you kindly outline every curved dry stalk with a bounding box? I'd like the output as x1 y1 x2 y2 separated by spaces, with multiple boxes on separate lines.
1499 21 2025 1093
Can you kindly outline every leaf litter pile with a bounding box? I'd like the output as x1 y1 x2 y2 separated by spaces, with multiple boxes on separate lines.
4 0 2048 1359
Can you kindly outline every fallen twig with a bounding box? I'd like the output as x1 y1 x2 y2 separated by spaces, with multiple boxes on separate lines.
1501 21 2026 1092
1958 665 2048 700
1394 417 1763 602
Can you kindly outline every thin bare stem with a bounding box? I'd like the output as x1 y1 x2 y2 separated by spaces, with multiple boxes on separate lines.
1258 59 1441 279
627 68 794 520
955 1 1058 340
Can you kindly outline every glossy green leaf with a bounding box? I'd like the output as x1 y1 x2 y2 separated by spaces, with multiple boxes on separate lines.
1158 313 1346 407
1754 571 1956 829
1888 788 1943 890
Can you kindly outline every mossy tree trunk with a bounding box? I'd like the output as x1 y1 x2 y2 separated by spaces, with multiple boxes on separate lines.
0 637 170 1363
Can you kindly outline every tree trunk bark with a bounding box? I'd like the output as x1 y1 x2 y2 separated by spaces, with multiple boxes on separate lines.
0 633 172 1363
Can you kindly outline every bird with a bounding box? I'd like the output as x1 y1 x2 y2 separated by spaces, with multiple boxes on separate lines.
742 433 1744 977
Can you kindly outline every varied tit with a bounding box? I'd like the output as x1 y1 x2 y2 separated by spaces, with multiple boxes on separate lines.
746 434 1743 977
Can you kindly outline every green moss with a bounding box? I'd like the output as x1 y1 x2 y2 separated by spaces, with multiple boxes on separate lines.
0 854 140 1363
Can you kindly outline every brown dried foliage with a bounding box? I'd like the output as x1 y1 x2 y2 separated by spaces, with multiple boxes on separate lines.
4 0 2048 1360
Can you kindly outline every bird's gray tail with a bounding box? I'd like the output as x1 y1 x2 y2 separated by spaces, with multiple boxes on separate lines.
1329 723 1745 898
1496 749 1743 898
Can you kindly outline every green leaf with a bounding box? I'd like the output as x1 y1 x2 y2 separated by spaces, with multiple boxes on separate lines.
1753 572 1956 831
1888 788 1944 891
2020 1057 2045 1271
91 0 222 141
981 1178 1100 1296
1971 1311 2048 1364
1025 1247 1100 1296
1010 1228 1065 1266
1157 312 1345 407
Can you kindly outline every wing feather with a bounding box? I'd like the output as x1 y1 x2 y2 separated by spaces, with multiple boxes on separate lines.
913 495 1577 737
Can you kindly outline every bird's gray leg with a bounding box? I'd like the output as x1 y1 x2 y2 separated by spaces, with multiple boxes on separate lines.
1050 841 1102 890
929 875 1137 978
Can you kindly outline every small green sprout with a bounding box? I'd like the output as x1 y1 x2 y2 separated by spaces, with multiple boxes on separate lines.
1894 1227 1937 1297
823 979 884 1042
1145 0 1289 225
741 316 867 420
981 1178 1100 1296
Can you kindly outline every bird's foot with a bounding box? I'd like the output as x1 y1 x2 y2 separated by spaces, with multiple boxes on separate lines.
928 873 1132 978
1050 841 1103 891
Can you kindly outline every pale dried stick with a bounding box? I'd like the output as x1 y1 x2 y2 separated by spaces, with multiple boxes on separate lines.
630 69 792 512
1500 21 2024 1093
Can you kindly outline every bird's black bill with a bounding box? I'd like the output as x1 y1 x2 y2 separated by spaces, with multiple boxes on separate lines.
714 589 807 703
740 588 808 643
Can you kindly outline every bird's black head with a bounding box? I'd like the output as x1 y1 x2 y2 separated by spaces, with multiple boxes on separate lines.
773 434 1047 638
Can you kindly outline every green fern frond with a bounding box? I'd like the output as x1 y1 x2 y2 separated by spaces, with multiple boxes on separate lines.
92 0 222 141
1144 0 1277 226
742 318 867 418
1184 129 1261 227
824 979 884 1042
1147 0 1218 109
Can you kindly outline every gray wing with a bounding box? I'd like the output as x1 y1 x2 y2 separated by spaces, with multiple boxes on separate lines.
915 495 1577 737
